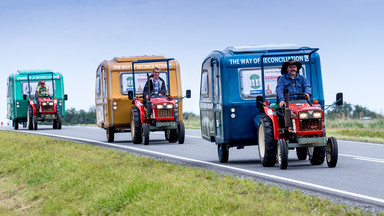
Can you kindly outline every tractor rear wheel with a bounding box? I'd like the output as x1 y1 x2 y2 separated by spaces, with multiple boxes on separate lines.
218 143 229 163
258 116 277 167
106 127 115 142
142 123 150 145
277 139 288 169
33 116 38 130
177 122 185 144
308 146 325 165
13 120 19 130
131 106 142 144
27 106 33 130
296 147 307 160
326 137 338 168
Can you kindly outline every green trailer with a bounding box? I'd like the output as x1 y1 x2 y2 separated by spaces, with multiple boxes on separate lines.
7 70 67 130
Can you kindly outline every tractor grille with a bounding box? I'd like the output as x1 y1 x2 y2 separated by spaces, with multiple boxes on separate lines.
42 105 54 112
299 119 322 131
157 109 173 118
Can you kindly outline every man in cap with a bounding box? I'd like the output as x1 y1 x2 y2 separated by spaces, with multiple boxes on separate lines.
276 59 311 107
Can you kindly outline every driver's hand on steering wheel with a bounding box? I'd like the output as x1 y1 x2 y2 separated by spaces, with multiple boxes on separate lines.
146 95 149 99
304 94 310 99
279 101 286 107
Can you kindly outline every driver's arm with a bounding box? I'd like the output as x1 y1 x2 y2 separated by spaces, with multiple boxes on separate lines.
302 77 312 99
143 81 149 99
276 78 286 104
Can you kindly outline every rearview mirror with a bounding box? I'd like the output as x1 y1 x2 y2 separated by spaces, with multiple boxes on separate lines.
256 96 264 109
128 91 134 100
186 90 191 98
64 94 68 101
336 92 343 105
23 94 27 100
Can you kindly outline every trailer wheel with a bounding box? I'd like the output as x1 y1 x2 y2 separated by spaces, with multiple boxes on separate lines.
258 116 277 167
142 123 150 145
177 122 185 144
13 120 19 130
326 137 338 168
106 127 115 142
27 106 33 130
33 116 38 130
131 106 142 144
308 146 325 165
57 114 62 130
218 143 229 163
168 129 178 143
278 139 288 169
296 147 307 160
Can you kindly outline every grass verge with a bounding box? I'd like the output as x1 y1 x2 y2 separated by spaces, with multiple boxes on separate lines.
0 131 378 215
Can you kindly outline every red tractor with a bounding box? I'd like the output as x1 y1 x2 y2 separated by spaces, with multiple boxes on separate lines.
128 58 191 145
23 73 65 130
256 91 343 169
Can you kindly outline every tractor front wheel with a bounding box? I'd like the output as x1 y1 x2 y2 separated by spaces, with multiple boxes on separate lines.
177 122 185 144
168 129 178 143
326 137 338 168
142 123 150 145
277 139 288 169
308 146 325 165
57 114 62 129
218 143 229 163
258 116 277 167
296 147 307 160
106 127 115 142
131 106 142 144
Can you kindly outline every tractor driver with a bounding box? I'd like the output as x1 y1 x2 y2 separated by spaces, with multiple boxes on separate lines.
276 59 311 107
36 80 49 98
143 67 167 100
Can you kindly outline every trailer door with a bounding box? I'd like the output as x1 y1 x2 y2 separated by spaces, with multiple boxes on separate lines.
212 59 223 142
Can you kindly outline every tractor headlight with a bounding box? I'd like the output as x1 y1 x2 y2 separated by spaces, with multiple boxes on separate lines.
49 102 54 106
166 104 173 109
313 111 322 118
157 104 164 109
42 102 47 106
299 112 309 119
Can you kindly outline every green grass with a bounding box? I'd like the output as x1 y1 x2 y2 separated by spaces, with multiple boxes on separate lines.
0 131 377 215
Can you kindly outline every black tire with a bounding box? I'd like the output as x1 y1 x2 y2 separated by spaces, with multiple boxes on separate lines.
131 106 142 144
258 116 277 167
168 129 178 143
57 114 62 129
27 106 33 130
218 143 229 163
106 127 115 142
277 139 288 169
53 120 57 129
308 146 325 165
165 129 170 141
326 137 338 168
142 123 150 145
296 147 307 160
177 122 185 144
33 116 38 130
13 120 19 130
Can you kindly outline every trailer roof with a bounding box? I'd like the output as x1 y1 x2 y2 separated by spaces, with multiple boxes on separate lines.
225 44 301 53
113 55 165 62
17 70 54 74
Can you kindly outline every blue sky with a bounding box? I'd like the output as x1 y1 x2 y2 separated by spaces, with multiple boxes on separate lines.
1 0 384 124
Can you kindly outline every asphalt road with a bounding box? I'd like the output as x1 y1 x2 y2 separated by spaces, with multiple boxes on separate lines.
2 125 384 210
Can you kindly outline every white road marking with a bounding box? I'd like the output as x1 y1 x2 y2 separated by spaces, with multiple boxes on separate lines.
340 154 384 164
8 129 384 205
341 140 384 147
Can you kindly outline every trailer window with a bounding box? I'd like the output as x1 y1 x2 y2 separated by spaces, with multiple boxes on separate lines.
201 71 209 97
120 72 168 95
96 67 101 96
240 66 306 99
22 81 54 97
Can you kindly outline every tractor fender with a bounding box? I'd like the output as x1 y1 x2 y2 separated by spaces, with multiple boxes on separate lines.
263 106 280 140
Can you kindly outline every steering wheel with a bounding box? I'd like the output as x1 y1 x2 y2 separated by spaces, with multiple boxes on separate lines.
288 92 312 105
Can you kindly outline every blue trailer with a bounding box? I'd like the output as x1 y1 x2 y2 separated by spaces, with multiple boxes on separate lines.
199 44 338 165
